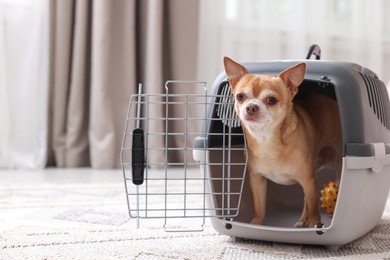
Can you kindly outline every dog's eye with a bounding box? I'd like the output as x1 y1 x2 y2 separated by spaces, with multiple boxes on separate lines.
266 96 278 106
236 93 245 102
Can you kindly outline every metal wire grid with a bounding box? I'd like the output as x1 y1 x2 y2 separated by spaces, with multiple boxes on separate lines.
121 81 247 230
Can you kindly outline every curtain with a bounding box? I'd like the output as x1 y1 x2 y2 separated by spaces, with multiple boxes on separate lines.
198 0 390 87
0 0 199 169
48 0 199 168
0 0 50 168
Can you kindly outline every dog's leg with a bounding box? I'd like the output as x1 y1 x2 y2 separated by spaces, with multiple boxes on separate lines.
296 176 320 228
296 197 308 228
249 172 267 225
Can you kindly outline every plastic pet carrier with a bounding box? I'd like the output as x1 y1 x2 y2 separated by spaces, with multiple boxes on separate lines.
121 46 390 248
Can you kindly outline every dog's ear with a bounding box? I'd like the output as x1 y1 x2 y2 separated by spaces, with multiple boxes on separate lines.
278 63 306 97
224 57 248 90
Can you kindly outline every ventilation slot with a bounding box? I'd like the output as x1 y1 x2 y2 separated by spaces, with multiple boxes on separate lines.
216 82 241 128
361 73 390 130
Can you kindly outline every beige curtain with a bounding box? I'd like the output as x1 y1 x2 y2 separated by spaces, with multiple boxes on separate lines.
48 0 199 168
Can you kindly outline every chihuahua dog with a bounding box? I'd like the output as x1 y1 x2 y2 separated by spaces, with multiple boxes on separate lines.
224 57 342 228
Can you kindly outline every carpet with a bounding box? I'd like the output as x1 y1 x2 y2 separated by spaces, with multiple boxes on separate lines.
1 178 390 259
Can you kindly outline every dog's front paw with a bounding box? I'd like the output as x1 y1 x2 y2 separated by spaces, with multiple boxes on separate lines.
294 219 320 228
250 217 264 225
294 219 309 228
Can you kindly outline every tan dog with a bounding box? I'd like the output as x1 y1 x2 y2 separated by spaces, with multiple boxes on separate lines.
224 57 342 228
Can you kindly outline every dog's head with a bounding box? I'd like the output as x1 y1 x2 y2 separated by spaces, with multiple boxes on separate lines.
223 57 306 136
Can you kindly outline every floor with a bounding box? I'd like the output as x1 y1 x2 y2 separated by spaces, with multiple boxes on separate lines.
0 168 123 184
1 168 390 259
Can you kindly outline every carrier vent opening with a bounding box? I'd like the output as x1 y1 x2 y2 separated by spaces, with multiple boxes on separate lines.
360 73 390 130
208 81 244 148
216 82 241 129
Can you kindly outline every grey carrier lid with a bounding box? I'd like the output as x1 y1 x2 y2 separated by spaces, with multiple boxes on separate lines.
193 60 390 157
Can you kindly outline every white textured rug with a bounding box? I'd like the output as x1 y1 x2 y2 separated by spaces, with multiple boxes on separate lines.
1 174 390 259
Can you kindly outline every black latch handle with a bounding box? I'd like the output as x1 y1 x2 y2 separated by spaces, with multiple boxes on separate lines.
131 83 145 185
132 128 145 185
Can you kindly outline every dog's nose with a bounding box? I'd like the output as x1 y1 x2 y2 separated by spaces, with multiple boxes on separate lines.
246 104 259 116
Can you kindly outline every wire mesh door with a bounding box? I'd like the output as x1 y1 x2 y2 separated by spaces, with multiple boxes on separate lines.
121 81 247 231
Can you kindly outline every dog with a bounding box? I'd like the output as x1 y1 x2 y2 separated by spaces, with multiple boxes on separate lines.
223 57 342 228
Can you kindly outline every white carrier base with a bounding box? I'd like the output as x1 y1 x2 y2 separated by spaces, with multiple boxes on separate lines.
194 144 390 247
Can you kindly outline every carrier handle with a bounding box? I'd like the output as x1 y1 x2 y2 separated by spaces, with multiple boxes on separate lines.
306 44 321 60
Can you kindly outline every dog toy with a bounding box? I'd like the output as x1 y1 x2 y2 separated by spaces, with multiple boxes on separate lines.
320 180 338 215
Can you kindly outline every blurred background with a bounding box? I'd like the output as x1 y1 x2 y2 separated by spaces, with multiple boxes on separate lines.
1 0 389 169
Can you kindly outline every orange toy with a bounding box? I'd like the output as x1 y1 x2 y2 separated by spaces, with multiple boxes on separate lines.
320 180 338 215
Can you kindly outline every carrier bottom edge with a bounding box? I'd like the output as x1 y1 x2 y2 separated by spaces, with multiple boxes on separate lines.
208 217 370 248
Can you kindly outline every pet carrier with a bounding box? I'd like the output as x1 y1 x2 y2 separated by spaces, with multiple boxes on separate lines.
121 46 390 248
